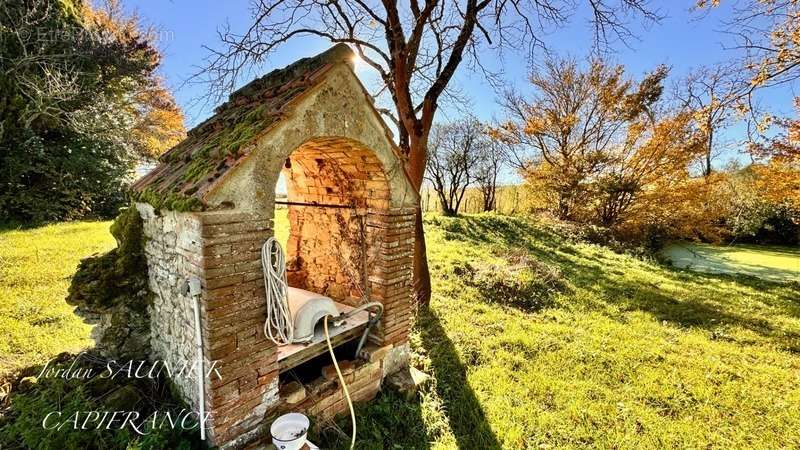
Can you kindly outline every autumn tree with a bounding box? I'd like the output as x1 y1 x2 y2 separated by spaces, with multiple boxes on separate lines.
496 58 669 221
594 111 703 226
496 57 707 229
699 0 800 149
699 0 800 98
197 0 659 305
0 0 185 222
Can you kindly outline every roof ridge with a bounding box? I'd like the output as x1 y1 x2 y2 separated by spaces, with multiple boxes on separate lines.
179 44 354 144
217 43 354 114
133 43 365 212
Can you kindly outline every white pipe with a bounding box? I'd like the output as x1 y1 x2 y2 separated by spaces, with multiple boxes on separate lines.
188 277 206 441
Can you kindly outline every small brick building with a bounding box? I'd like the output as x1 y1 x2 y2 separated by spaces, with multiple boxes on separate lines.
131 44 417 448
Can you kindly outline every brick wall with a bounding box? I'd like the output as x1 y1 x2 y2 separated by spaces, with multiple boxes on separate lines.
197 211 280 446
366 209 416 347
283 357 383 424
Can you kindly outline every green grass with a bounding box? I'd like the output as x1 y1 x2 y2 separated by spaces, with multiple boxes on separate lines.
321 214 800 449
0 221 115 379
662 242 800 283
3 213 800 449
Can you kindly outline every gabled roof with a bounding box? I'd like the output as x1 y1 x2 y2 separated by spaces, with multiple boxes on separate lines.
131 44 356 212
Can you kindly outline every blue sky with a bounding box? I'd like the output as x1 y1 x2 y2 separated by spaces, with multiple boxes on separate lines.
126 0 796 168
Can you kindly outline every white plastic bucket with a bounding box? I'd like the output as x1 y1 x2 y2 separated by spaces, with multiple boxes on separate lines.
270 413 309 450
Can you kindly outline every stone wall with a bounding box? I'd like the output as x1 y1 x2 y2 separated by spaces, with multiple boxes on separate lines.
136 203 205 411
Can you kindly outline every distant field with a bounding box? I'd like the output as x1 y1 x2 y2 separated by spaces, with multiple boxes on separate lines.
0 221 115 379
662 242 800 283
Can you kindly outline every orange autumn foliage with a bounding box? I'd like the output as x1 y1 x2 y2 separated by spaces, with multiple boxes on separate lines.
132 82 187 158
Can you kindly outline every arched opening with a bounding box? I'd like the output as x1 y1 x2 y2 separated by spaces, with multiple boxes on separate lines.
276 136 391 307
269 137 399 385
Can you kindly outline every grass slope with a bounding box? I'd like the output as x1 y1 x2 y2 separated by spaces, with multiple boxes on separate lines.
323 214 800 449
0 222 115 379
2 214 799 449
662 242 800 283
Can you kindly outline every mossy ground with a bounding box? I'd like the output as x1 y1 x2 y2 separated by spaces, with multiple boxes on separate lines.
66 206 151 312
2 213 799 448
662 241 800 283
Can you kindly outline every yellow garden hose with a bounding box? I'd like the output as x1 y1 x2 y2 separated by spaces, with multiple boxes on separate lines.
324 315 356 450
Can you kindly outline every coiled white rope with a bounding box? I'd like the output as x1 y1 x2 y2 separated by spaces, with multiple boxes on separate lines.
262 237 293 346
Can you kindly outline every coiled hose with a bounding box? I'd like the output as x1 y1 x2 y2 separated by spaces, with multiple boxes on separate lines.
262 237 293 346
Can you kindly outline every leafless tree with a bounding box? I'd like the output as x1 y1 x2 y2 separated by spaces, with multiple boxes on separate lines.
474 138 505 212
196 0 660 305
674 63 743 176
697 1 800 148
425 119 483 215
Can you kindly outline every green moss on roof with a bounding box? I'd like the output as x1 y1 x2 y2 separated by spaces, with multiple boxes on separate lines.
131 44 355 212
132 189 204 213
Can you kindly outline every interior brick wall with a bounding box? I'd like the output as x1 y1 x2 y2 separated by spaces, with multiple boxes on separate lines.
283 138 416 345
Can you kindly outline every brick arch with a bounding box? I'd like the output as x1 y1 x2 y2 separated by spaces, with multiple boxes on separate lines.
281 136 396 308
282 136 392 210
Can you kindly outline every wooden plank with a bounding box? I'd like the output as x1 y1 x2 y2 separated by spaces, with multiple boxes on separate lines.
276 302 370 373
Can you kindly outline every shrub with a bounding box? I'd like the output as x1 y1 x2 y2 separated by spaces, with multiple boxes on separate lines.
468 253 566 311
0 0 185 224
0 134 134 223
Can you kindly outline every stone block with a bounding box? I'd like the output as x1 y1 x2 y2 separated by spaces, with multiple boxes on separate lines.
359 343 393 363
279 381 307 405
322 360 354 381
385 366 430 400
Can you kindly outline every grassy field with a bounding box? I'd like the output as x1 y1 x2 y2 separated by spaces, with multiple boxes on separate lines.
662 242 800 283
0 221 115 379
2 214 800 448
324 214 800 449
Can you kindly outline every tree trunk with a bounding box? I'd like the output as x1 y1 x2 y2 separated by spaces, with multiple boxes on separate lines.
406 133 432 308
412 210 431 308
703 129 713 177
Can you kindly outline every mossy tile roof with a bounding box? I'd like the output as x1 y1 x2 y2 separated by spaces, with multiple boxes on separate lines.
131 44 355 211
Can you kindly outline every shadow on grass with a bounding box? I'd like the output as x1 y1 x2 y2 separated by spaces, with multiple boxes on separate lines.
320 308 502 449
431 214 800 353
417 309 502 450
317 388 432 450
